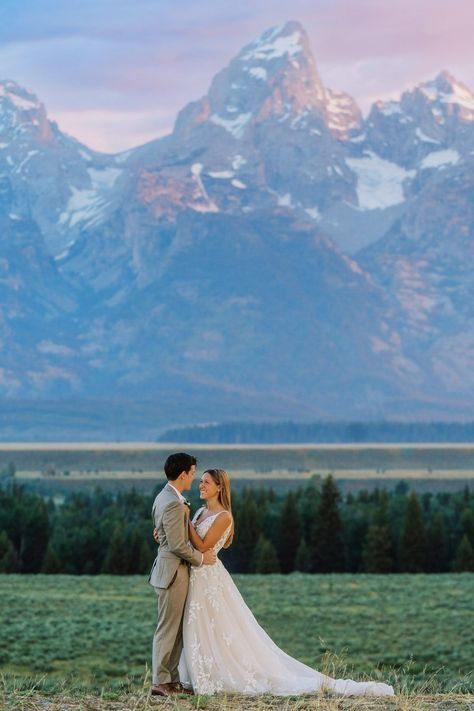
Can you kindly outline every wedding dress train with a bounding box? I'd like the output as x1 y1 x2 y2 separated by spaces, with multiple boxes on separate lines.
178 508 395 697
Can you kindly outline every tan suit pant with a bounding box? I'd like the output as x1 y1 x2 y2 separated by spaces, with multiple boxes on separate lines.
152 563 189 684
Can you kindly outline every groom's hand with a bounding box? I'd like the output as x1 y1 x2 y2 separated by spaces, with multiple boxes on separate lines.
202 549 217 565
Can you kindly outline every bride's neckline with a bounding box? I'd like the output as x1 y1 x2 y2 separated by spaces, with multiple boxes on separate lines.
194 507 226 527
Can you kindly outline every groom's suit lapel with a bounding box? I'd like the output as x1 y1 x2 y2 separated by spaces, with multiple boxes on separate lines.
165 483 189 525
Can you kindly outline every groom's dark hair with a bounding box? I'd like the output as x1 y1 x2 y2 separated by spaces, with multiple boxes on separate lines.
164 452 197 480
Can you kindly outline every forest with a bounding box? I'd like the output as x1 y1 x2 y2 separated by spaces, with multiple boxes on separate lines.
1 475 473 575
159 420 474 443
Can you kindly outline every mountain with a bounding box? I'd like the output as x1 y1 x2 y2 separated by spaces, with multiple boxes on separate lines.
364 71 474 168
0 79 123 256
359 159 474 397
1 21 474 436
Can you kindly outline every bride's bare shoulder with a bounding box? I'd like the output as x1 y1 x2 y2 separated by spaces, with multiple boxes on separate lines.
211 510 232 529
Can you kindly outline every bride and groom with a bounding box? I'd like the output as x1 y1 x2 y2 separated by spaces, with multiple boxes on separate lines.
148 452 395 697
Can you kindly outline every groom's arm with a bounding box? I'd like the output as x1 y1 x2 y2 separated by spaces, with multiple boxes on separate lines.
162 501 204 567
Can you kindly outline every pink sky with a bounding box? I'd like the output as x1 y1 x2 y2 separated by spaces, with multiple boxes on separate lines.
0 0 473 152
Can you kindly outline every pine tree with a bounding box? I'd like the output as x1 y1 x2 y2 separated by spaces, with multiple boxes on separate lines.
102 526 128 574
362 525 393 573
253 535 280 573
126 528 143 574
373 490 390 526
294 537 312 572
138 540 155 574
425 512 447 572
453 535 474 572
231 495 260 573
41 544 62 574
399 492 426 572
21 498 50 573
462 485 470 503
0 531 16 572
460 508 474 546
277 492 300 573
309 476 345 572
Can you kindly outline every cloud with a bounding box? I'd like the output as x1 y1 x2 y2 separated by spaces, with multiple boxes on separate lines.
1 0 473 151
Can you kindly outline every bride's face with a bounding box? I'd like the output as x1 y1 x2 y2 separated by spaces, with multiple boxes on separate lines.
199 472 220 500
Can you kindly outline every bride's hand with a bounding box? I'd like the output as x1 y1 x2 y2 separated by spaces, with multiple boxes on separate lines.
153 527 160 544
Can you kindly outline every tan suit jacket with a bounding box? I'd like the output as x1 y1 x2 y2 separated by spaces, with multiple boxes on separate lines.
148 482 202 589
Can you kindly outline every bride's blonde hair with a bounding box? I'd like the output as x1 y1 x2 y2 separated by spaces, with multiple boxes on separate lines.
204 468 234 548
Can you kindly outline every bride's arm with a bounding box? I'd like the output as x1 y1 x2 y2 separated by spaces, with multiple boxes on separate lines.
188 512 232 552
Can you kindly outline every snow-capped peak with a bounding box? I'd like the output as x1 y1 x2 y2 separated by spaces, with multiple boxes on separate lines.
239 21 307 64
415 71 474 117
0 80 40 112
173 20 329 141
372 100 403 117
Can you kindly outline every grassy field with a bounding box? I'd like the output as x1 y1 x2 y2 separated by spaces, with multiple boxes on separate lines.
1 573 473 711
3 443 474 497
3 442 474 475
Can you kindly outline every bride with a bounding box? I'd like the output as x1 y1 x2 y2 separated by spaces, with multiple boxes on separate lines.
176 468 395 697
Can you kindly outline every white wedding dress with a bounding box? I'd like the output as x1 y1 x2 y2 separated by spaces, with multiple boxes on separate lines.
178 508 395 697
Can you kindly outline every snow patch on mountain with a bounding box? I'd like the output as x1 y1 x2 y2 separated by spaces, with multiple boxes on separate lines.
210 112 252 139
208 170 235 179
350 133 366 143
190 163 219 212
191 163 203 177
305 206 321 220
115 150 133 164
240 29 303 63
376 102 403 116
190 202 219 214
87 167 122 189
346 152 415 210
439 83 474 112
278 193 292 206
415 128 440 144
14 150 38 174
54 239 76 261
232 155 247 170
0 84 38 111
59 187 108 229
248 67 267 81
420 149 460 170
419 74 474 116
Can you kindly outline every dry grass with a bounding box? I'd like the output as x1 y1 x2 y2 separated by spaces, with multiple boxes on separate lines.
3 690 474 711
2 672 474 711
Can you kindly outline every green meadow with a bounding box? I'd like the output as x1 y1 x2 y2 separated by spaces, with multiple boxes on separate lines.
1 573 472 695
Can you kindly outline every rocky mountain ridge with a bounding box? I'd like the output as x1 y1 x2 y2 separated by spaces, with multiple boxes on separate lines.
1 21 473 432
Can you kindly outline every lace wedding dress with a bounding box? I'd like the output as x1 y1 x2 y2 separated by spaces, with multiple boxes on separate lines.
178 508 395 697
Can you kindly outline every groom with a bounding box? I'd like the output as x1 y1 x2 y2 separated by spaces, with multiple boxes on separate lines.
148 452 216 697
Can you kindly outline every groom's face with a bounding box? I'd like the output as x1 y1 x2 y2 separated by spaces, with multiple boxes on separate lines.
181 464 196 492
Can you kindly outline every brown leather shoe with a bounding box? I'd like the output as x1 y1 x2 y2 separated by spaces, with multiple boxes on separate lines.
173 682 194 695
151 682 174 696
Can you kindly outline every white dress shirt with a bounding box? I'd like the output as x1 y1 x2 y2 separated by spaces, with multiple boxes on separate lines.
167 481 186 503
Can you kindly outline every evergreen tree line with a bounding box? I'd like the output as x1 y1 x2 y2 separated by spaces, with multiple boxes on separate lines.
0 478 473 575
159 420 474 444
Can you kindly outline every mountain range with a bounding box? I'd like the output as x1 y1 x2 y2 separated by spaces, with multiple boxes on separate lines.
1 20 474 438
